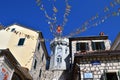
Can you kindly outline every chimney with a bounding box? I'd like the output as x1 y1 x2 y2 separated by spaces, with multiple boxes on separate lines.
99 32 104 36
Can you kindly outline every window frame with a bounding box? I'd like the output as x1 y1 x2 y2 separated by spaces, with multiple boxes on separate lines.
92 41 105 51
76 42 89 52
34 59 37 69
18 38 25 46
11 28 15 32
42 53 44 62
39 69 42 77
57 55 62 63
38 42 41 50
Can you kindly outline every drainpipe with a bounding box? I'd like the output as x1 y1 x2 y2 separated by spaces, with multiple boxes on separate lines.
76 63 81 80
79 67 80 80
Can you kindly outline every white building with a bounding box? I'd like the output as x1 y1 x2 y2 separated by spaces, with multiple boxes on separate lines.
50 37 69 70
49 37 70 80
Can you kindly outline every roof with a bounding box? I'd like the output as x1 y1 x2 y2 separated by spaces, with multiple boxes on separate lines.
0 49 20 65
0 49 33 80
38 32 50 60
6 23 40 32
69 35 108 41
16 66 33 80
74 50 120 58
111 32 120 50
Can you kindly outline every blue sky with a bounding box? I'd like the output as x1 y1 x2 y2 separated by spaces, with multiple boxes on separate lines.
0 0 120 54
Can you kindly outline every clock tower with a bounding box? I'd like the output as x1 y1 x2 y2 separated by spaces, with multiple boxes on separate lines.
49 37 69 70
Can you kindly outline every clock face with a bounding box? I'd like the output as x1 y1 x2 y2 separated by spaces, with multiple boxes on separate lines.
57 47 62 54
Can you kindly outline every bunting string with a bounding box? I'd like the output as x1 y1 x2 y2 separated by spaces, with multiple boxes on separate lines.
36 0 71 37
64 0 120 38
36 0 120 39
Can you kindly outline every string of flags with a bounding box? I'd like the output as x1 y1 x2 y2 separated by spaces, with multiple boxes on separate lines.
36 0 120 39
36 0 71 37
64 0 120 38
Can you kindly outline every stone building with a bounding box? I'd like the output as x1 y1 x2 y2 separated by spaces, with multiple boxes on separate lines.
49 37 71 80
0 24 49 80
50 37 70 70
0 49 32 80
69 34 120 80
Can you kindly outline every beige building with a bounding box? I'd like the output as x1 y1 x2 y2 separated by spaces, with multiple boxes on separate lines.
0 49 32 80
0 24 49 80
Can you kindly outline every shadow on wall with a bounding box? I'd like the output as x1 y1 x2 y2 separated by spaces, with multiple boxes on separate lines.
100 73 105 80
59 70 72 80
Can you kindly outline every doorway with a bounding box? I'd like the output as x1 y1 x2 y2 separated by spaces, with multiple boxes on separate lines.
106 72 118 80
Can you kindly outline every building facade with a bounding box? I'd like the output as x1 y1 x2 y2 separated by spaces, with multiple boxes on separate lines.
69 35 111 65
0 24 49 80
48 37 71 80
69 35 120 80
50 37 70 70
73 50 120 80
0 49 32 80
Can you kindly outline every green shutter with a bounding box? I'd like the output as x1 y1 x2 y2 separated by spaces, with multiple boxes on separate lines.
101 42 105 50
92 42 96 50
76 43 80 51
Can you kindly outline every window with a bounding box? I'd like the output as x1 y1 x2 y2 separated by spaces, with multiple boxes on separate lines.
65 48 68 54
57 55 62 63
106 72 118 80
38 42 40 50
11 28 15 32
39 69 42 77
42 54 44 61
92 42 105 50
84 72 93 79
34 59 37 69
76 42 89 52
18 38 25 46
57 47 62 54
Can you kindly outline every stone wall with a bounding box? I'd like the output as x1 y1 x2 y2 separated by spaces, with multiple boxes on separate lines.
40 70 71 80
78 56 120 80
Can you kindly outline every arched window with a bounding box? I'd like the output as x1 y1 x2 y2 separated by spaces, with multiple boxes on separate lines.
11 28 15 32
57 47 62 54
57 55 62 63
